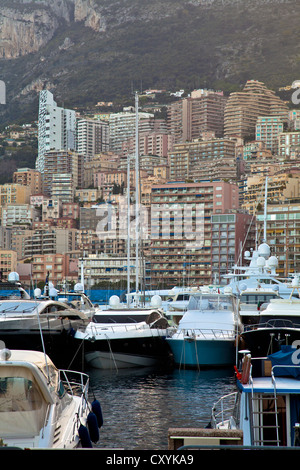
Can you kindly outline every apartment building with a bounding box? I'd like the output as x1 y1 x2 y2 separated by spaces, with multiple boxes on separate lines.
24 228 77 257
94 170 127 190
0 184 31 206
83 152 120 187
42 198 62 222
288 110 300 130
122 118 173 158
11 229 34 260
149 181 239 287
51 173 74 203
75 189 100 205
169 137 240 181
76 117 109 160
242 171 300 213
109 110 153 154
42 150 83 196
0 250 17 280
224 80 288 139
82 253 143 287
255 116 284 154
1 204 38 227
278 131 300 160
32 253 78 286
211 211 255 284
36 90 76 174
256 202 300 275
168 89 227 142
167 90 227 143
13 168 42 194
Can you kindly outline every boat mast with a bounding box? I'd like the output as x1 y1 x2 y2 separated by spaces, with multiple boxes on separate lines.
263 176 268 243
127 150 131 306
135 91 140 295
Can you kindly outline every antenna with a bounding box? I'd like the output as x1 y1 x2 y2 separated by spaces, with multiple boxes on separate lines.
31 275 51 383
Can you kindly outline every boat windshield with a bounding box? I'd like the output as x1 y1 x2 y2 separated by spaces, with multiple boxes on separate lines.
93 314 149 324
240 294 278 305
188 295 234 311
0 302 37 314
0 370 49 437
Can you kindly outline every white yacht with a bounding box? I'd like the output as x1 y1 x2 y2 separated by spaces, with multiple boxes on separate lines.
0 349 101 448
74 295 173 370
224 242 294 299
0 298 90 370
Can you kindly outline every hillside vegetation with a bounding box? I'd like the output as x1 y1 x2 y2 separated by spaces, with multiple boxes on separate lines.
0 0 299 125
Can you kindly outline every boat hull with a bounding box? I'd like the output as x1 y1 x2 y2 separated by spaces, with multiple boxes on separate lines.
0 326 85 371
166 337 236 368
80 335 173 370
241 327 300 357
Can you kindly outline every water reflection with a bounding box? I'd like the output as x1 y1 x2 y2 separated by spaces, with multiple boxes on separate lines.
88 366 236 450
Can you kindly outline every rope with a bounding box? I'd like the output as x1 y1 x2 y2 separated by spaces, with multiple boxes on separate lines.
105 334 118 373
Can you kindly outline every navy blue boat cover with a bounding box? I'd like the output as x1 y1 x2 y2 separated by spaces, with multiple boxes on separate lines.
268 345 300 378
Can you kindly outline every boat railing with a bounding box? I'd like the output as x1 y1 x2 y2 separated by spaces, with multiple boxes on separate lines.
243 318 299 332
87 322 168 336
174 328 236 340
211 392 239 429
58 369 90 399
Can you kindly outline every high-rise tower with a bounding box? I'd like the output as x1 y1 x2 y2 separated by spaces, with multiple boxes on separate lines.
36 90 76 173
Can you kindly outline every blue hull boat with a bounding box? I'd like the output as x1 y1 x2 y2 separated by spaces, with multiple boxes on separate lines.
166 287 241 369
166 336 236 367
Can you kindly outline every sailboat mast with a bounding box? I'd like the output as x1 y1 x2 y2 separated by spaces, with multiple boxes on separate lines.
263 176 268 242
135 92 139 294
127 152 131 306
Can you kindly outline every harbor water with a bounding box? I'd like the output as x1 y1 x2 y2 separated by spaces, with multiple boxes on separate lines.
88 365 237 450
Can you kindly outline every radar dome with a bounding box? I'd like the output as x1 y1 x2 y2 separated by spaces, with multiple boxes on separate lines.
267 256 278 268
74 283 84 292
34 288 42 298
109 295 120 308
258 243 270 259
8 272 19 282
151 295 162 308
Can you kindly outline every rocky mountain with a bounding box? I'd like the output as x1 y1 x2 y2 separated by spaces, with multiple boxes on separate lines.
0 0 299 125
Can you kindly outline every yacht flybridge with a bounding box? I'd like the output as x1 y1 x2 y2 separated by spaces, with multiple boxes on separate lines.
224 242 295 299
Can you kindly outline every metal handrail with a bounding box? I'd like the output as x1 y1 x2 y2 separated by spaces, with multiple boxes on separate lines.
211 392 239 428
171 327 236 340
88 322 168 336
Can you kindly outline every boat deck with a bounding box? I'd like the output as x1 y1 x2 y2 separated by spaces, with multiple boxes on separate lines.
238 375 300 394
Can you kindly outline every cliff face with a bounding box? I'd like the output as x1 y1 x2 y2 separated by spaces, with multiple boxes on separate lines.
0 0 300 126
0 0 103 59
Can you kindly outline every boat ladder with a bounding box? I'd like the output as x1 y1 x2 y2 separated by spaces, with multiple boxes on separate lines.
250 372 280 446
